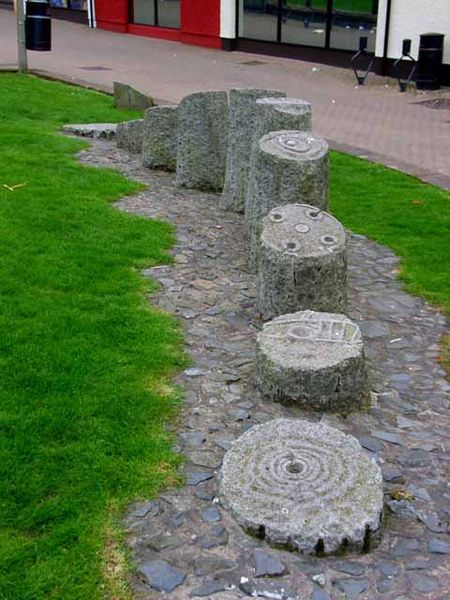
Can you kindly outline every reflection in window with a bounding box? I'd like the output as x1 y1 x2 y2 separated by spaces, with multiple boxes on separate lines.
158 0 180 29
239 0 278 43
330 0 377 51
281 0 326 47
134 0 156 25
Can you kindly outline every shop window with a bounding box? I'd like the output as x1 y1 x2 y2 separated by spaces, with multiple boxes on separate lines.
330 0 377 51
50 0 87 8
132 0 180 29
281 0 326 47
238 0 377 52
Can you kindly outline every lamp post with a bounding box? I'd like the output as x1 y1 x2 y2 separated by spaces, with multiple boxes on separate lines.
16 0 28 72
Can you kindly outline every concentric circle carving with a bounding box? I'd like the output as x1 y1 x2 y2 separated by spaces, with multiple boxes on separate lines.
220 419 383 554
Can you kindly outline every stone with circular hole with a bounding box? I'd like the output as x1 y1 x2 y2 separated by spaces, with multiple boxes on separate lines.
246 130 328 269
256 310 369 412
220 418 383 555
257 204 347 319
142 105 178 171
220 88 285 213
176 90 228 192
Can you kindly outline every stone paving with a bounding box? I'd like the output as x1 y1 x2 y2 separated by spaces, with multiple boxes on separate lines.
75 138 450 600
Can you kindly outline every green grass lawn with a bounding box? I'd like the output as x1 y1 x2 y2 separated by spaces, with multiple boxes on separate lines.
0 73 448 600
0 74 186 599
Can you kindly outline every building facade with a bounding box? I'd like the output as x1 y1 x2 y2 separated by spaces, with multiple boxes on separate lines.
92 0 449 81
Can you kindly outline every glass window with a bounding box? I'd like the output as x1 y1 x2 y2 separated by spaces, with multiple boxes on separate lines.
281 0 326 47
330 0 377 51
239 0 278 43
158 0 180 28
133 0 156 26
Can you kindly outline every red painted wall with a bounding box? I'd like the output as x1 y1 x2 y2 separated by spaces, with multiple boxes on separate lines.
95 0 128 32
95 0 221 48
180 0 220 39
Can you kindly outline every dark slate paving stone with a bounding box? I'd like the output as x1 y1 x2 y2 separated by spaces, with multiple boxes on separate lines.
180 431 207 447
377 577 395 593
200 505 222 523
147 532 182 551
253 549 287 577
406 573 439 593
333 579 369 599
137 560 185 593
333 561 366 576
311 588 332 600
127 500 161 519
358 435 384 453
377 562 399 576
382 465 404 482
200 525 229 549
405 559 436 570
371 430 404 445
429 538 450 554
393 538 420 557
186 468 214 485
397 448 432 468
417 512 447 533
194 555 236 576
189 578 226 597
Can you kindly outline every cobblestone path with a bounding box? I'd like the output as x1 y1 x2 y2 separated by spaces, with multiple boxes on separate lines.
78 139 450 600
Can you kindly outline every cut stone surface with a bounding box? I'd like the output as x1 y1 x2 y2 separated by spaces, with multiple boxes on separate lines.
246 130 329 269
256 311 369 412
256 204 347 319
113 81 154 110
220 88 285 213
116 119 145 154
220 419 383 555
252 97 312 145
62 123 117 139
142 105 178 171
176 90 228 192
137 559 185 592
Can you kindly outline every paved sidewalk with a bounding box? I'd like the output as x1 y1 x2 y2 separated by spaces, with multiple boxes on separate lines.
1 8 449 188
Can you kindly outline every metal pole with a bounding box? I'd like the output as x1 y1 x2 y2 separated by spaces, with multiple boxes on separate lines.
16 0 28 72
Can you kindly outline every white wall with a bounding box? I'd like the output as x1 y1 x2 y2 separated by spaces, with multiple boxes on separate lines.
220 0 236 38
376 0 450 64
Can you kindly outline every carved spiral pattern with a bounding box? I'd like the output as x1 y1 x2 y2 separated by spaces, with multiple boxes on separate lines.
220 419 383 554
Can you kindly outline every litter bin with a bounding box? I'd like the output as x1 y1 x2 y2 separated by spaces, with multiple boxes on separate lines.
26 0 51 51
416 33 445 90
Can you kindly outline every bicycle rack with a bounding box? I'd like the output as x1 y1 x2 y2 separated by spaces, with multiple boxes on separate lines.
351 37 375 85
393 39 417 92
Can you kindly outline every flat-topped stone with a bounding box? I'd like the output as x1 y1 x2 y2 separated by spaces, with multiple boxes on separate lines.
246 130 328 268
252 97 312 145
176 90 228 192
220 88 285 213
116 119 145 154
142 105 178 171
62 123 117 140
257 204 347 319
256 311 369 412
220 418 383 555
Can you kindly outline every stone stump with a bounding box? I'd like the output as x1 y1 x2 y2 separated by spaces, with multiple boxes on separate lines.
220 418 383 554
176 90 228 192
256 310 369 412
257 204 347 319
142 105 178 171
246 130 328 268
220 88 286 213
116 119 145 154
252 97 312 145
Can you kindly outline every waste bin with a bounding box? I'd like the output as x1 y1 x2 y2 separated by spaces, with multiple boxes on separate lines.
26 0 51 51
416 33 445 90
